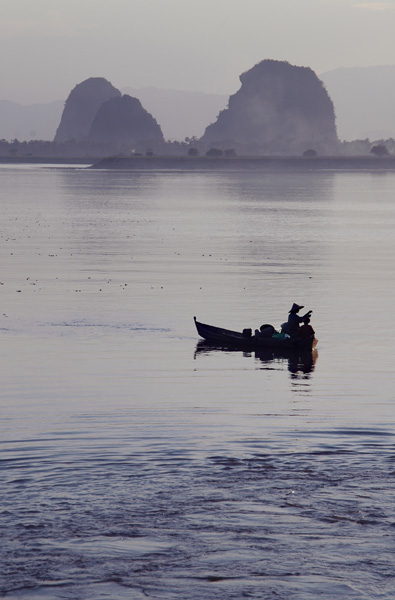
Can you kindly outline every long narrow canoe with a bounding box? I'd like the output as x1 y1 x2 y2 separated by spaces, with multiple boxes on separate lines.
194 317 316 352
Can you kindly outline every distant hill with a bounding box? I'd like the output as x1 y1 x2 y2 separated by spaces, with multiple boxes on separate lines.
321 66 395 141
6 65 395 145
88 94 164 145
0 100 63 141
202 60 338 154
0 88 228 143
54 78 122 142
122 87 228 141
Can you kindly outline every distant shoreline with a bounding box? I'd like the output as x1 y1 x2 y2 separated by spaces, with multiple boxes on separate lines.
3 155 395 171
89 155 395 171
0 157 94 165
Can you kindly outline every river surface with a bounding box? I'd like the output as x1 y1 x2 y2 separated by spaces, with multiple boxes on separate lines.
1 164 395 599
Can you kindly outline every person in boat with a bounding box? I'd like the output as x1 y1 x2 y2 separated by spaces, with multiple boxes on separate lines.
281 303 312 338
298 315 315 339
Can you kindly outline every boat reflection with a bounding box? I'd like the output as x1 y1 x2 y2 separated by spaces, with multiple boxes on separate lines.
194 340 318 377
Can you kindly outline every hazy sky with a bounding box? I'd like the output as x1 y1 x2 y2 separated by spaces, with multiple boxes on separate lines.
2 0 395 103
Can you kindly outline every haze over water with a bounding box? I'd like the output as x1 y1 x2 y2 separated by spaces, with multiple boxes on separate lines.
1 164 395 599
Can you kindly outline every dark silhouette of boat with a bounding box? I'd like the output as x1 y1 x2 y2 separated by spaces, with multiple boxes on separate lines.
194 316 317 353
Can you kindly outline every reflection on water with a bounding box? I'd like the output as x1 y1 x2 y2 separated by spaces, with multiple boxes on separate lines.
194 340 318 379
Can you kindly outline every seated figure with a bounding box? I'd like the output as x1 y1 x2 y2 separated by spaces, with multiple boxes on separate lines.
281 303 312 338
299 315 315 339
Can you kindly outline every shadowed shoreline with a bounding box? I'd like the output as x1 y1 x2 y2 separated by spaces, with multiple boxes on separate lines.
89 154 395 171
3 155 395 171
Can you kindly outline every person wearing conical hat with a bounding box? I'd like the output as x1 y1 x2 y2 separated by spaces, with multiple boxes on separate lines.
282 303 312 337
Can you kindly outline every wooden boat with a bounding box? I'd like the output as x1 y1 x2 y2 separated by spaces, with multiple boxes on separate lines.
194 316 317 352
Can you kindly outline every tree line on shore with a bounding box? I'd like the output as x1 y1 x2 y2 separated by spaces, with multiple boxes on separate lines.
1 136 394 159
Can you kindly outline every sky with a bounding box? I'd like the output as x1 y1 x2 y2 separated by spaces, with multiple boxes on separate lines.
2 0 395 104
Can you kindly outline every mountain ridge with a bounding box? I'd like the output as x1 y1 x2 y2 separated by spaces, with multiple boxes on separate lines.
0 88 228 142
2 65 395 143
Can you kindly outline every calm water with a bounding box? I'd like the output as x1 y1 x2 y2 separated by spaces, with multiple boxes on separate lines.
1 164 395 599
